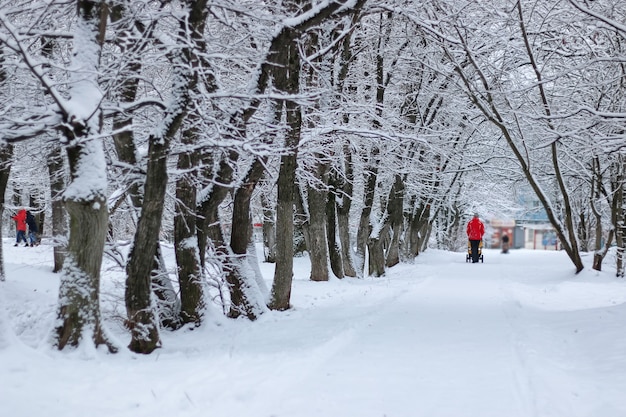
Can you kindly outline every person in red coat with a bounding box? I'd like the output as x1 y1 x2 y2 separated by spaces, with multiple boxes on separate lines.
11 208 28 246
466 213 485 263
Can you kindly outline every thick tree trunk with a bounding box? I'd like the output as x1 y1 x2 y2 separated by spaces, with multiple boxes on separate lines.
308 182 330 282
326 176 344 279
54 140 115 353
227 158 268 319
385 175 404 268
125 0 212 350
306 159 331 282
197 151 238 268
404 199 422 261
174 132 204 324
590 156 611 272
269 149 297 309
112 110 179 329
336 145 356 277
415 204 432 254
0 143 13 281
367 223 389 277
334 24 357 278
125 138 167 353
269 23 301 310
53 0 116 353
172 0 215 325
0 55 9 280
355 149 379 277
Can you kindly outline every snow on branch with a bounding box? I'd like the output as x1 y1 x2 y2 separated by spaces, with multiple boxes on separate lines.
568 0 626 37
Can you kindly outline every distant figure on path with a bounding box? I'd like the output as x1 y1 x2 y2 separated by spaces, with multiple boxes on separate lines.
11 208 28 247
501 234 510 254
466 213 485 263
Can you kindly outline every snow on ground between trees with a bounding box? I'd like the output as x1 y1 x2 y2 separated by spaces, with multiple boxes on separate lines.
1 238 626 417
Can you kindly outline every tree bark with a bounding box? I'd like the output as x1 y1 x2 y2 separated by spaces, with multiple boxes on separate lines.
355 148 379 276
385 175 405 268
0 143 13 281
174 128 204 324
269 138 300 310
307 162 330 282
173 0 220 325
614 157 626 277
52 0 116 353
125 137 167 353
336 144 356 277
197 150 238 268
261 180 277 263
326 173 344 279
227 158 268 319
55 140 114 352
368 223 389 277
0 55 10 280
269 19 302 310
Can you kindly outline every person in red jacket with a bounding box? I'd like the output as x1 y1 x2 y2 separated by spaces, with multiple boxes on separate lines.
466 213 485 263
11 208 28 246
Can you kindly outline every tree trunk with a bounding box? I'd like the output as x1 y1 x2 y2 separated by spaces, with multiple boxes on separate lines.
308 184 329 282
38 37 67 273
614 157 626 277
174 129 204 324
385 175 405 268
336 144 356 277
326 174 344 279
269 141 298 310
590 156 612 272
0 54 9 280
111 94 179 330
52 0 116 353
197 150 238 269
368 223 389 277
125 0 212 351
171 0 219 325
48 147 67 272
0 143 13 281
355 148 379 277
227 157 268 319
261 180 277 263
294 185 311 254
404 199 423 261
125 138 167 353
269 23 301 310
54 140 114 352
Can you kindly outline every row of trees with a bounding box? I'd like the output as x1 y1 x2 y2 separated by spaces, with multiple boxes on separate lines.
0 0 625 354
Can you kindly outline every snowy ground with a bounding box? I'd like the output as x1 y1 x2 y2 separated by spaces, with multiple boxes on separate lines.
2 238 626 417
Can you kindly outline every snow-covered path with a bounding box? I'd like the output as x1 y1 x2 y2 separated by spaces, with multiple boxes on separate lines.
261 255 532 417
2 242 626 417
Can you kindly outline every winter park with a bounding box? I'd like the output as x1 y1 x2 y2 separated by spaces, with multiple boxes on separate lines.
1 1 626 416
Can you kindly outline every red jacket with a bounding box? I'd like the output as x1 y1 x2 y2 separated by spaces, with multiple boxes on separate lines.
466 217 485 241
12 209 27 232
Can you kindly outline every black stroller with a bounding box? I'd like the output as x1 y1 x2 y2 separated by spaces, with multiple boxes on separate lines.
466 240 484 263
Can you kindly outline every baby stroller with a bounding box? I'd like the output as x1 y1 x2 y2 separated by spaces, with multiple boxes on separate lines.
466 240 484 263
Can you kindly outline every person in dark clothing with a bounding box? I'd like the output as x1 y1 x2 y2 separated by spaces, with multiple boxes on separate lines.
25 210 39 247
501 234 510 254
466 213 485 263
